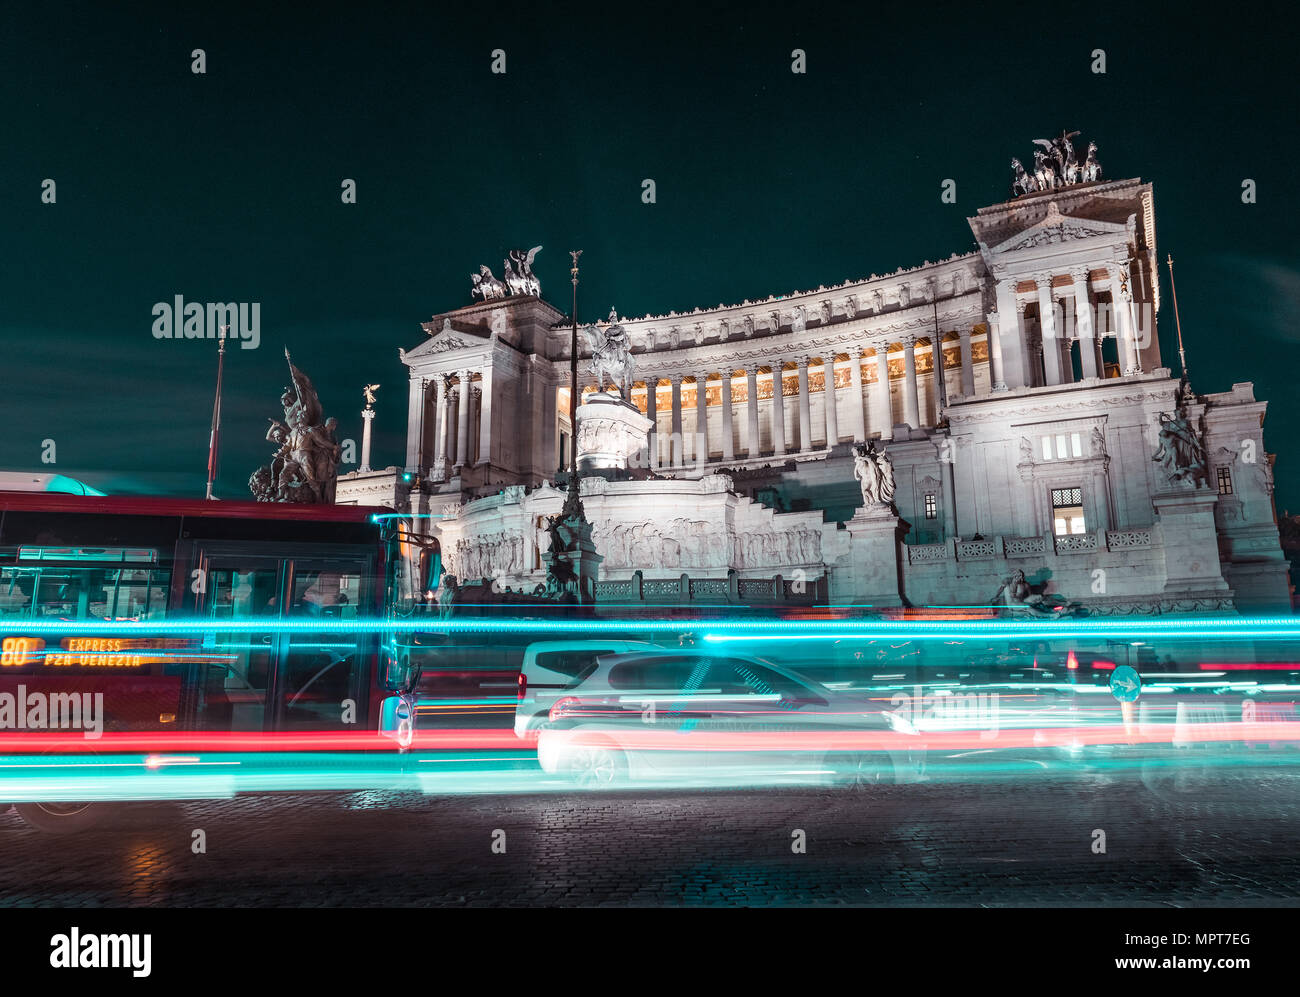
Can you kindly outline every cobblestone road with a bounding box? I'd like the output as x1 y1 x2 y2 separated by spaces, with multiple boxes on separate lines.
3 769 1299 907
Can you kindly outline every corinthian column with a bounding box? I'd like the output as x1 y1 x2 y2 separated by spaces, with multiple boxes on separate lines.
1072 270 1100 380
720 373 735 461
454 370 472 471
1107 264 1142 375
694 373 708 464
875 347 892 440
431 375 448 481
746 367 760 456
848 349 866 441
1037 276 1064 386
958 329 975 397
901 336 920 430
822 355 839 448
769 359 786 456
477 366 493 468
405 377 423 473
796 357 812 452
670 374 683 467
645 377 658 468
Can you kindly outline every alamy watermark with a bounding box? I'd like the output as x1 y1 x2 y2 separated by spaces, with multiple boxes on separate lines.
890 685 1000 738
0 686 104 739
151 295 261 349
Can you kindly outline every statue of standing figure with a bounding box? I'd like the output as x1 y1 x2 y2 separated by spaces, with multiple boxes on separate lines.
250 349 342 503
853 440 896 511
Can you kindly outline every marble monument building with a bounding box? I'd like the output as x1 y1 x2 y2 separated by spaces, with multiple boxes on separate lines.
338 139 1290 614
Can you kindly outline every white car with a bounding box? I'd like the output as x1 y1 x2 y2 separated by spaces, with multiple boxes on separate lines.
536 649 924 788
514 639 668 739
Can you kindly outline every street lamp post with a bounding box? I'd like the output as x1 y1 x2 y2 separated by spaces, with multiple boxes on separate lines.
565 250 583 514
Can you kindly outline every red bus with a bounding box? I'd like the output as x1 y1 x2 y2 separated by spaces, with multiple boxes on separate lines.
0 492 419 830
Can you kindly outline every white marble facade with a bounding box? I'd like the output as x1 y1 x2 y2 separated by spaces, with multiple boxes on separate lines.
336 171 1291 613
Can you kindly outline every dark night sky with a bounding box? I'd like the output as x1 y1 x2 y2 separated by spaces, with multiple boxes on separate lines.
2 3 1297 505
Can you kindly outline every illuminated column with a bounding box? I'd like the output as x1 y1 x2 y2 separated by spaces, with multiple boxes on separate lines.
694 373 708 463
1072 270 1100 380
986 313 1007 391
822 355 839 448
454 369 471 470
720 373 735 461
875 347 892 440
769 358 786 456
645 377 658 468
1108 264 1142 375
468 384 480 465
431 375 449 481
476 366 493 467
901 336 920 430
1037 276 1064 386
993 279 1027 389
670 374 683 467
405 377 422 472
848 349 866 441
797 357 812 452
360 407 375 473
958 329 975 397
745 367 760 456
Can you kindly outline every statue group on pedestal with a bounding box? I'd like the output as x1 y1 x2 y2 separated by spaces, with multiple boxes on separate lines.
1152 410 1208 488
471 246 542 301
1010 130 1102 197
249 349 341 503
853 441 896 511
581 307 635 395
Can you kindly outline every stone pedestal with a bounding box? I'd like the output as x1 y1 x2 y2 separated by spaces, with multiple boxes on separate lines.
1153 487 1230 595
575 392 654 473
842 506 905 607
540 507 604 603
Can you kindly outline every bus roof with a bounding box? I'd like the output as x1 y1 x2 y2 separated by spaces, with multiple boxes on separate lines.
0 491 390 524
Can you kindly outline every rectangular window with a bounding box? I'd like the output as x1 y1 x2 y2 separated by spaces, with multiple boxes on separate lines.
1071 432 1083 458
0 564 170 621
1055 434 1068 459
1050 486 1085 537
1217 467 1233 495
1041 436 1053 461
924 493 937 520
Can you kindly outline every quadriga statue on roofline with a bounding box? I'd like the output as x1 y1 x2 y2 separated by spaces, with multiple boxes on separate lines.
249 349 341 503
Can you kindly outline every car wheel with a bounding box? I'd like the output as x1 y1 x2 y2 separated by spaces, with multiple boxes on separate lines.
13 801 112 834
568 743 627 789
836 753 895 789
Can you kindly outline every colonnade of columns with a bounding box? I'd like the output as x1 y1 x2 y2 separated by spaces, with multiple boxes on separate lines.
639 338 984 468
406 368 490 481
988 263 1144 391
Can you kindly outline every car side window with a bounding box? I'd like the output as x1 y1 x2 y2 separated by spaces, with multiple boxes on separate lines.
609 657 703 693
723 660 826 705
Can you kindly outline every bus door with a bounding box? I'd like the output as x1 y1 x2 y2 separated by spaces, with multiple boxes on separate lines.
273 556 374 731
197 556 284 732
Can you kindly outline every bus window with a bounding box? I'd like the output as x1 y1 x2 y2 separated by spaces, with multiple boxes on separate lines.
0 565 169 620
200 567 278 731
0 568 35 618
277 566 369 730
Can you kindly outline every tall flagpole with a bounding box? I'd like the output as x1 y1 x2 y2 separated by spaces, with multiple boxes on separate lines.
1165 254 1188 380
205 325 229 500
